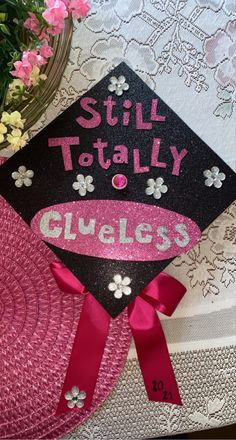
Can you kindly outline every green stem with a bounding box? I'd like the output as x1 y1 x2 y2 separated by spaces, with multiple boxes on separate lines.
1 32 19 52
0 82 10 113
3 0 17 7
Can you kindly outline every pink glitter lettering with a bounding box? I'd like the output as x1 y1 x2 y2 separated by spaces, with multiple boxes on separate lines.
151 99 166 122
113 145 128 164
136 103 152 130
76 97 101 128
78 153 94 167
48 137 80 171
170 146 188 176
93 138 111 170
123 99 132 126
104 96 118 127
151 138 167 169
133 149 149 174
123 99 132 109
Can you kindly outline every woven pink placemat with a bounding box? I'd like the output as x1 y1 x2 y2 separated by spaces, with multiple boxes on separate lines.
0 195 131 439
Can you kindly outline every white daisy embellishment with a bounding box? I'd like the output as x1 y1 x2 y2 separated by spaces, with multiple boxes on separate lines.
72 174 95 196
11 165 34 188
108 274 132 299
108 75 129 96
203 166 226 188
145 177 168 199
64 386 86 409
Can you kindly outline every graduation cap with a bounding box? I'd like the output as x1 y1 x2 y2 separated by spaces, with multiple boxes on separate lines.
0 62 235 317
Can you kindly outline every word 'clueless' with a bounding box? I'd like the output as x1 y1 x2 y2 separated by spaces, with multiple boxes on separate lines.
39 211 190 251
31 201 201 261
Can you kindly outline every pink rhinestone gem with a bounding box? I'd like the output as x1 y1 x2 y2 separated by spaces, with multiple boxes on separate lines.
112 174 128 190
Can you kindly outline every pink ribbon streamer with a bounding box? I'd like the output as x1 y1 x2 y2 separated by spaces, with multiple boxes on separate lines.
128 273 185 405
50 262 186 414
50 262 110 415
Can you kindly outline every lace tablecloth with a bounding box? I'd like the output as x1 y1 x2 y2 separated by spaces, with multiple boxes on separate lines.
3 1 236 438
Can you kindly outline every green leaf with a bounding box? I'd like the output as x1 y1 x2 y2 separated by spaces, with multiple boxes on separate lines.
0 23 11 35
0 13 8 22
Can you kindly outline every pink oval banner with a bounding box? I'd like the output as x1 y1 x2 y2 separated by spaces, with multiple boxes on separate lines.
30 200 201 261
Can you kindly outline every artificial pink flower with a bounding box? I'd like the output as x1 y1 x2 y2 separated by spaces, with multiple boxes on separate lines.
39 42 54 58
22 50 46 67
24 12 41 35
47 22 65 35
68 0 90 19
11 49 48 86
42 0 68 27
38 29 50 41
11 60 33 86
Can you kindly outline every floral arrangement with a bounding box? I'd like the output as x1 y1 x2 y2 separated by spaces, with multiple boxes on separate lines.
0 0 90 151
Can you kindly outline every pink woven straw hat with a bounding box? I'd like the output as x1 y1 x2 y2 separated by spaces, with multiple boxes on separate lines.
0 195 131 439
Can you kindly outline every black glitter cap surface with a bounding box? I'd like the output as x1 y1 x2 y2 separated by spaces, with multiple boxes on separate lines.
0 63 235 317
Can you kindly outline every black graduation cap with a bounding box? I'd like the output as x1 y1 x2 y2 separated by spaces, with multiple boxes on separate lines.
0 62 235 317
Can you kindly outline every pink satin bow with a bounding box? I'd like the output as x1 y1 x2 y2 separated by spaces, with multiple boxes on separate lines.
50 262 186 414
128 273 185 405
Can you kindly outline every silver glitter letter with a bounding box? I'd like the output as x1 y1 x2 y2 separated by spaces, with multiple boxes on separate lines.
98 225 114 244
64 213 76 240
78 218 96 235
156 226 171 251
135 223 152 244
119 218 133 243
175 223 190 248
39 211 62 238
